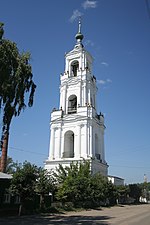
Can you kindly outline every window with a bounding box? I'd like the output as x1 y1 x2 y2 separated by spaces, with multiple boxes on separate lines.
68 95 77 114
95 153 101 161
4 193 11 203
63 131 74 158
95 134 101 161
71 60 79 77
15 195 20 204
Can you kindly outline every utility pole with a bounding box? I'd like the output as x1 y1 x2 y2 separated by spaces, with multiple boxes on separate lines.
0 132 9 173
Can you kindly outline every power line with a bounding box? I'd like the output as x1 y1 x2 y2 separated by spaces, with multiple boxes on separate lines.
107 144 150 156
110 164 150 169
9 146 47 156
7 147 150 171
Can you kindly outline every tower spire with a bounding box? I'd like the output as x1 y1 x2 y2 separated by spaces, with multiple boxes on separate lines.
75 18 84 45
78 17 81 33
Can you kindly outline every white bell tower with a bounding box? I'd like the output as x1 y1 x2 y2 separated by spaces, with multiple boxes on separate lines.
45 21 108 176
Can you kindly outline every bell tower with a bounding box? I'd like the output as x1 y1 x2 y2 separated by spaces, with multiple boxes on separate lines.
45 21 108 176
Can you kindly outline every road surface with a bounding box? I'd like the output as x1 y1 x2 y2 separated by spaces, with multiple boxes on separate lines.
0 204 150 224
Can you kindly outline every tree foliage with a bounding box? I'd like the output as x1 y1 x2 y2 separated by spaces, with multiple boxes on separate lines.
9 162 56 214
139 182 150 200
35 167 56 209
9 159 149 213
9 162 38 202
0 22 36 140
9 162 38 215
55 161 90 206
115 185 129 204
0 156 21 174
128 184 142 203
54 160 117 208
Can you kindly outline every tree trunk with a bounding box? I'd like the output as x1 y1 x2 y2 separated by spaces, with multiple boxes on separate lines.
18 204 22 216
40 194 45 210
0 131 9 173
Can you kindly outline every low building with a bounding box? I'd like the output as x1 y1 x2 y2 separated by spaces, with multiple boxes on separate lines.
108 175 124 186
0 172 12 179
0 172 13 213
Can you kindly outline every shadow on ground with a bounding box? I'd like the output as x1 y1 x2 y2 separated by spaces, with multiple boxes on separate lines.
0 214 113 225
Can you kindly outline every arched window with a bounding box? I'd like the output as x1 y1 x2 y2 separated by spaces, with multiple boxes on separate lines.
68 95 77 114
63 130 74 158
71 60 79 77
95 134 101 161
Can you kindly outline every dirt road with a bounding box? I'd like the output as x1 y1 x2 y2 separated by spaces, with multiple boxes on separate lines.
0 204 150 225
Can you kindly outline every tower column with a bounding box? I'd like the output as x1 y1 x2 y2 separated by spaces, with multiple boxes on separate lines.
88 84 91 105
85 124 88 157
101 129 105 162
84 83 86 105
59 86 62 109
89 124 93 157
79 80 82 106
93 130 95 157
75 125 81 158
58 127 61 158
49 127 55 160
61 131 64 158
87 84 91 104
81 124 87 158
64 84 67 113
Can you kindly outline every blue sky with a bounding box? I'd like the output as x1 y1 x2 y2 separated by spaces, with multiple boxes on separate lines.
1 0 150 184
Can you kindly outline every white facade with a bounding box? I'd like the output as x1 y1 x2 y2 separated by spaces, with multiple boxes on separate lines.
108 176 124 186
45 22 108 176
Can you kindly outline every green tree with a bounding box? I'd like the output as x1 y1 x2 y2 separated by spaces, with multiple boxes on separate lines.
139 182 150 201
35 168 56 210
103 179 117 205
0 22 36 172
9 161 38 215
53 164 68 184
90 173 117 206
128 184 142 203
0 156 21 174
116 185 129 204
55 161 91 207
54 160 117 208
89 173 107 206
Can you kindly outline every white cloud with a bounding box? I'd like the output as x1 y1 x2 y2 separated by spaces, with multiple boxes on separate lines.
69 10 83 23
84 39 94 47
69 1 97 23
97 79 112 85
106 79 112 83
97 79 106 85
82 0 97 9
101 61 109 67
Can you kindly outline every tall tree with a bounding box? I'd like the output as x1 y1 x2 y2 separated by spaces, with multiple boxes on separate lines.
9 161 38 215
128 184 142 203
55 161 117 208
0 22 36 172
35 168 56 210
116 185 129 204
55 161 91 206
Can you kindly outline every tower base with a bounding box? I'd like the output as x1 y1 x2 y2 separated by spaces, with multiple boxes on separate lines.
44 158 108 176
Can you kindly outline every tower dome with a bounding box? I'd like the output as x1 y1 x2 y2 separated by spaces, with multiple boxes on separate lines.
75 19 84 45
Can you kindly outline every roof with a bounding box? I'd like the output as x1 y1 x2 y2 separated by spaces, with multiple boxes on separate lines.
0 172 12 179
108 175 124 181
